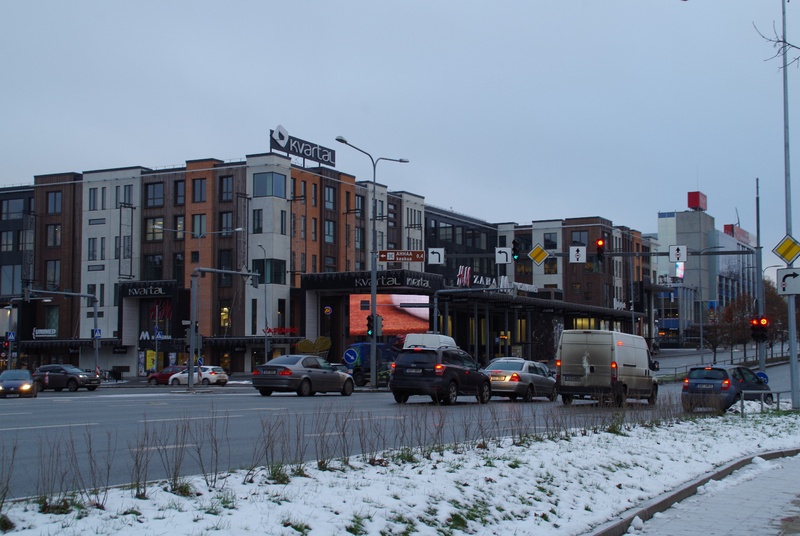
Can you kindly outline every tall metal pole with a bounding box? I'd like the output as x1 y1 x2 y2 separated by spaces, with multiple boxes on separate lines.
336 136 408 387
756 179 766 372
781 0 800 409
188 271 197 391
258 244 270 363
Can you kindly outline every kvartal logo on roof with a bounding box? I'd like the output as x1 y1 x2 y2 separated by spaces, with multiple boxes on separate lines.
270 125 336 167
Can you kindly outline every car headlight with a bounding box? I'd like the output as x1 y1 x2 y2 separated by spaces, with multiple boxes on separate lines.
20 384 30 391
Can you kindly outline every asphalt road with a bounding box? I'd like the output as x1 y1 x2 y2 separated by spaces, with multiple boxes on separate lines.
0 380 680 500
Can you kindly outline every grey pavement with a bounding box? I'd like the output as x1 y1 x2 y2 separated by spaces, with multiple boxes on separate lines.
590 449 800 536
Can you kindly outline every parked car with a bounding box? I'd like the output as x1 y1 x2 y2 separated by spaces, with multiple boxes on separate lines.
252 355 355 397
481 357 557 402
389 345 491 405
682 365 772 413
169 366 229 386
147 365 186 385
33 364 101 392
0 369 37 398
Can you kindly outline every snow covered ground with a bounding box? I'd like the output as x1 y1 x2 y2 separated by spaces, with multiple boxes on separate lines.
1 401 798 535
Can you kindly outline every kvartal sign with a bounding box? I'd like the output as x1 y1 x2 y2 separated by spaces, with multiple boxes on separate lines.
270 125 336 166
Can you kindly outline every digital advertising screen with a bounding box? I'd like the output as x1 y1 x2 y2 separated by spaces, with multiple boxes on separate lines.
348 294 430 336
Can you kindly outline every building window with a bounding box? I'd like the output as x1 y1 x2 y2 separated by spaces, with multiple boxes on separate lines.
355 227 364 251
219 250 233 287
301 216 306 239
116 184 133 207
253 209 263 234
88 237 97 261
312 184 318 206
0 265 21 296
324 186 336 210
100 236 106 260
220 212 233 236
193 178 207 203
46 224 61 247
312 218 317 241
1 199 23 220
173 215 185 240
324 220 335 244
280 210 287 235
46 259 61 290
88 188 98 211
544 232 558 250
174 252 184 287
571 231 588 247
253 172 286 198
174 180 185 206
143 255 163 280
324 256 336 272
0 231 13 252
544 258 558 275
145 217 164 241
251 258 287 285
192 214 206 238
46 191 62 214
219 176 233 202
145 183 164 207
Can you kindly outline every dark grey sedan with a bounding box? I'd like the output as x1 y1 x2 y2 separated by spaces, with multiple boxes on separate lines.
682 365 772 413
481 357 558 402
252 355 355 397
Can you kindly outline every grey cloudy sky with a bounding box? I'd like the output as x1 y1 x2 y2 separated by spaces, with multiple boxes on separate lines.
1 1 797 269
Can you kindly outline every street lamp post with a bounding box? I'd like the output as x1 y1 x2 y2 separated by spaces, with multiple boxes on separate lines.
257 244 270 363
336 136 408 388
154 224 243 391
694 246 723 364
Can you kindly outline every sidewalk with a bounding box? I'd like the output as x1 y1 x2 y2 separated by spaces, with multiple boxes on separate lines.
590 449 800 535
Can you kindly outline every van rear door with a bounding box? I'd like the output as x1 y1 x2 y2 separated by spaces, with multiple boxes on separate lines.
559 332 613 388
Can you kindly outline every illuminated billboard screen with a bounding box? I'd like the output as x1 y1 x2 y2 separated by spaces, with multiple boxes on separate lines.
675 262 685 279
348 294 430 336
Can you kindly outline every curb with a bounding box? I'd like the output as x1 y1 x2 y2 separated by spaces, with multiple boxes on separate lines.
587 448 800 536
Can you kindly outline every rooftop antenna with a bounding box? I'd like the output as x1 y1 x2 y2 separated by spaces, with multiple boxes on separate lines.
735 207 740 228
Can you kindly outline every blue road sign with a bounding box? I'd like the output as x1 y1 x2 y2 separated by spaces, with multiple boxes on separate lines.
756 371 769 384
6 332 15 342
93 328 102 339
343 348 358 365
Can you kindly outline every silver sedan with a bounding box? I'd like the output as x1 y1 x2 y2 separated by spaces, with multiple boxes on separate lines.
481 357 558 402
252 355 355 397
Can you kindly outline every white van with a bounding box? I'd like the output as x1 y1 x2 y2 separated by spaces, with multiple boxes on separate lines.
403 333 457 349
556 330 659 406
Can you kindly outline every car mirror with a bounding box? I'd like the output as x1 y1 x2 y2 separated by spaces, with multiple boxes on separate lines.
651 360 660 371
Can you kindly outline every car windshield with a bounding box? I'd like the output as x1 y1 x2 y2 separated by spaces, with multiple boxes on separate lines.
267 356 303 366
395 350 437 366
0 370 31 380
688 368 728 381
485 361 523 371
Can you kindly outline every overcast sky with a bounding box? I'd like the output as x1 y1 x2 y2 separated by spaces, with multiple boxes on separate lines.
1 1 798 271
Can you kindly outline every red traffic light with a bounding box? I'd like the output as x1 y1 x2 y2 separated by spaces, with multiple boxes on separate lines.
759 317 769 327
596 238 605 247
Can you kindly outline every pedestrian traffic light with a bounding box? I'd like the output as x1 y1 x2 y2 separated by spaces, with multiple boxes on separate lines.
511 239 521 261
596 238 605 260
366 314 374 337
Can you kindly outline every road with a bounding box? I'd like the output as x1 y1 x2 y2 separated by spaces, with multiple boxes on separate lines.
0 359 793 501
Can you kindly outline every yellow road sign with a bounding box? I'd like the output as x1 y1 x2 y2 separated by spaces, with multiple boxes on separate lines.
528 244 549 265
774 235 800 265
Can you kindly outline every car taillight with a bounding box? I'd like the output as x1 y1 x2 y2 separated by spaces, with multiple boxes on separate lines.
721 379 731 390
391 362 396 373
682 377 689 391
252 370 261 376
434 364 446 376
208 371 216 375
509 372 521 382
278 368 293 376
611 361 618 381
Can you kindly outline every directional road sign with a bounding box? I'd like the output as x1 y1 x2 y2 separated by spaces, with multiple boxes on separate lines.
379 250 425 262
495 247 512 264
774 235 800 265
777 268 800 295
428 248 445 265
669 245 688 263
569 246 586 263
343 348 358 365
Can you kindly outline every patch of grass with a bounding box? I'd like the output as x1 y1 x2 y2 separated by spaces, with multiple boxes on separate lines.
0 513 14 532
281 515 311 535
345 513 370 534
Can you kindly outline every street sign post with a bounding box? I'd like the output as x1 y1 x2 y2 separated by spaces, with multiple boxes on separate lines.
379 250 425 262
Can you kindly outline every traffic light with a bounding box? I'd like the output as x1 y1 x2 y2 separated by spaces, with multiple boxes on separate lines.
750 317 760 341
366 314 375 337
511 239 521 261
595 238 605 260
375 315 383 337
750 317 769 342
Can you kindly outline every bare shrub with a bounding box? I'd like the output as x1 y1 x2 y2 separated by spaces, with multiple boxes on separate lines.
35 434 74 510
0 439 18 515
128 420 153 499
154 418 191 495
312 406 335 471
67 426 117 509
190 407 231 489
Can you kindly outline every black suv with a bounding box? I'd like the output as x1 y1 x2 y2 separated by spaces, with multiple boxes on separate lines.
389 346 491 405
33 364 101 392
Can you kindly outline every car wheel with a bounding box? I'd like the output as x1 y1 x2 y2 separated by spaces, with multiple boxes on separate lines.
646 384 658 405
258 389 273 397
33 381 44 393
202 378 211 386
148 378 159 386
171 378 181 385
394 392 409 404
764 393 774 404
561 394 573 406
297 379 312 397
67 379 79 392
522 385 534 403
441 382 458 405
31 386 38 398
341 379 354 396
87 386 98 392
548 387 558 402
476 382 491 404
352 370 366 387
